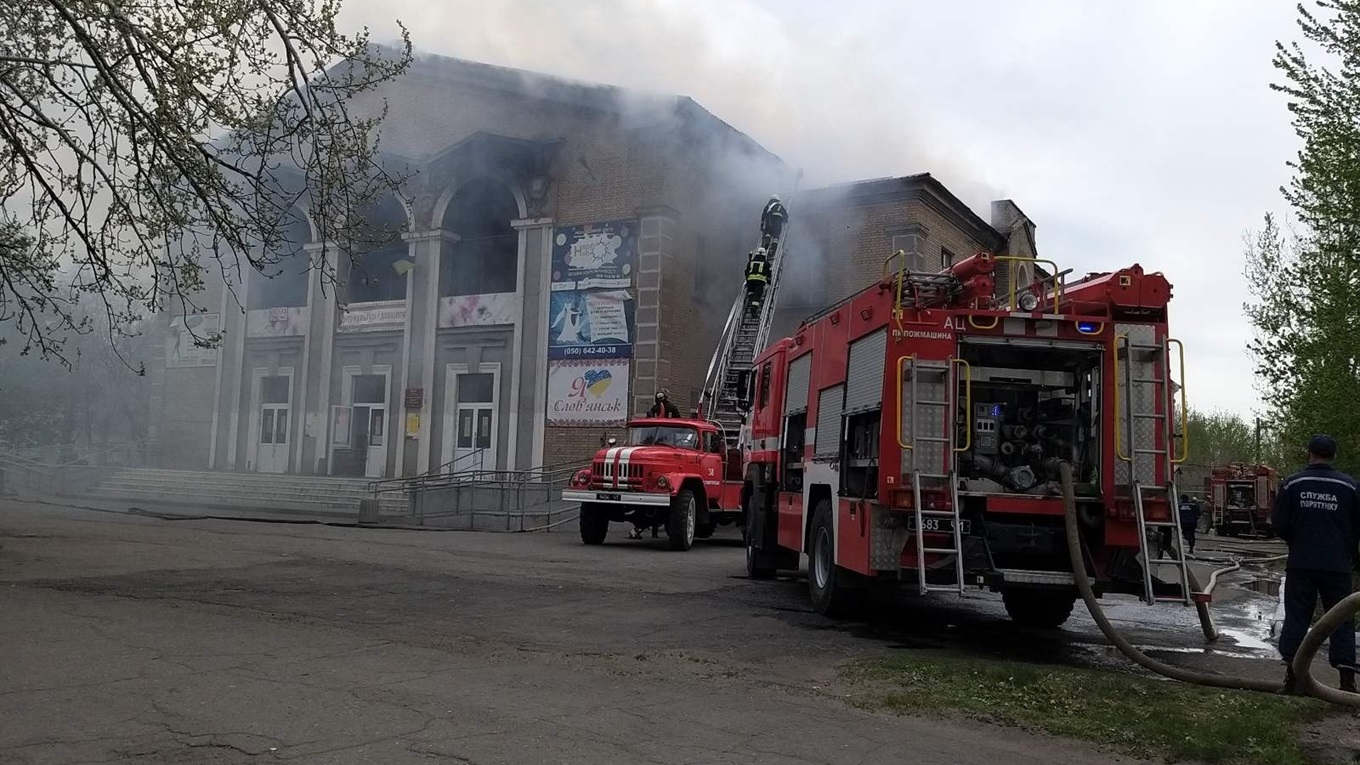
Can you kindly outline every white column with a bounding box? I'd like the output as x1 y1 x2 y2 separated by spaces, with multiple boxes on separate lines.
307 240 340 475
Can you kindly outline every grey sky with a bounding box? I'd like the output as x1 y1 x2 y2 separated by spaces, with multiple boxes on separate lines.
339 0 1300 417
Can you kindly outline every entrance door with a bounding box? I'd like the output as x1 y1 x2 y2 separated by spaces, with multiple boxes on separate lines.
352 374 388 479
442 365 498 473
252 371 292 473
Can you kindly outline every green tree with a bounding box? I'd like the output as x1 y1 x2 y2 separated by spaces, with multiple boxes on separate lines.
1245 1 1360 474
0 0 411 362
1184 409 1257 467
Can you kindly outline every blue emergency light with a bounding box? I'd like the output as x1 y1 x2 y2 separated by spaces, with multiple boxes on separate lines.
1076 321 1101 334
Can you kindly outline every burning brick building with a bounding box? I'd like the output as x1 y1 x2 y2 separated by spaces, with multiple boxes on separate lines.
149 55 1041 479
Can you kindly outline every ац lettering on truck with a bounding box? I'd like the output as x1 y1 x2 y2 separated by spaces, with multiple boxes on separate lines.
741 252 1195 626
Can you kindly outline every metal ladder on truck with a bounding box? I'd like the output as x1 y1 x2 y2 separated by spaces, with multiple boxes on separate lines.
1116 333 1193 606
902 356 970 595
699 180 801 449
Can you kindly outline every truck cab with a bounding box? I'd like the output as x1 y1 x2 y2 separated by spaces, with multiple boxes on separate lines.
562 417 745 550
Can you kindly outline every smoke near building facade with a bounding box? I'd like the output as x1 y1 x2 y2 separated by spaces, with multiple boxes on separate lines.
149 54 1040 477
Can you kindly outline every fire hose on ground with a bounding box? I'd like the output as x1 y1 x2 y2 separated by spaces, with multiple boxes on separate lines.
1058 462 1360 707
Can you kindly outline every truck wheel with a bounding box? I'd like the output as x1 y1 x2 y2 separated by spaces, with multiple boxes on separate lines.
579 503 608 545
695 522 716 540
666 489 697 551
808 500 860 617
1002 590 1076 629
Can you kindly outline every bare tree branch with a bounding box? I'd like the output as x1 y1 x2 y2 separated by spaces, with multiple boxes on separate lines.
0 0 413 360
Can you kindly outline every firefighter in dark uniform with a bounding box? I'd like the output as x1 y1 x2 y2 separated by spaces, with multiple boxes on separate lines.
760 195 788 252
745 248 771 315
1272 434 1360 694
648 389 679 418
1178 493 1202 554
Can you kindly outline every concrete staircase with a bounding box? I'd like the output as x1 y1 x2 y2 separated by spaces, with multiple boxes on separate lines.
84 468 409 519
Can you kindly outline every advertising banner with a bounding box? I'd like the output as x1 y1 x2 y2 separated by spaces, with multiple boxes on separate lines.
246 306 309 338
551 220 636 291
438 292 517 328
166 313 220 368
548 219 637 360
338 300 406 333
546 358 630 427
548 289 634 359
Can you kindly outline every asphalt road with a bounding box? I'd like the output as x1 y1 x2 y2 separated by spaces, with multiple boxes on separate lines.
0 499 1276 764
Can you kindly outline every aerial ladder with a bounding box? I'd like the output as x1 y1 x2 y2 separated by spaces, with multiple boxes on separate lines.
699 180 800 449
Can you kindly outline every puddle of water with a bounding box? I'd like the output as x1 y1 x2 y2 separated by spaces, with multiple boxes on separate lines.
1245 576 1281 596
1219 628 1273 652
1069 642 1264 662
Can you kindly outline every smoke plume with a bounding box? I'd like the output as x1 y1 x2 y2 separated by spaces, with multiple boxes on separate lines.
338 0 1000 204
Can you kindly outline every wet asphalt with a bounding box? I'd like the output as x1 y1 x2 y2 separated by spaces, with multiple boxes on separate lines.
0 499 1338 764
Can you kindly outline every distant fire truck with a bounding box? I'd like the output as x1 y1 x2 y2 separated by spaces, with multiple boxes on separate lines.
1205 463 1278 537
739 251 1198 627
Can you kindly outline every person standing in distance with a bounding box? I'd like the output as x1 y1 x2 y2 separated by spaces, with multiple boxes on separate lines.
1272 434 1360 694
1177 493 1202 555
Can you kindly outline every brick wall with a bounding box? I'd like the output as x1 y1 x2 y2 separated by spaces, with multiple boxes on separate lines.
801 190 1003 311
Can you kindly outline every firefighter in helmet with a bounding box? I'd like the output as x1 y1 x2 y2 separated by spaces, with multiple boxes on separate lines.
745 248 771 315
760 194 788 253
648 388 680 418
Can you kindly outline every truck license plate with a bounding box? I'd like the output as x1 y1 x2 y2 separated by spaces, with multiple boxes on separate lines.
908 517 971 535
596 492 622 501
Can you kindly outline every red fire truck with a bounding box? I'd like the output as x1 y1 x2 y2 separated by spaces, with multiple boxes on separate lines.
562 419 747 550
741 251 1197 626
1205 463 1278 537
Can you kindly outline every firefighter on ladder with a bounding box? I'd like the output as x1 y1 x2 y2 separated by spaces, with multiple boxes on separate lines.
760 195 788 254
745 248 771 316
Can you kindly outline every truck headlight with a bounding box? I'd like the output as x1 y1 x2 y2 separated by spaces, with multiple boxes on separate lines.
573 471 591 487
655 475 669 489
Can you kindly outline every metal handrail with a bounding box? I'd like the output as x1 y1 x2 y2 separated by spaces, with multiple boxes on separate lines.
896 354 914 451
1113 333 1131 462
885 249 907 329
994 256 1064 313
1168 338 1190 464
379 459 583 497
0 439 157 469
952 358 972 453
367 448 489 494
700 293 744 417
407 463 583 530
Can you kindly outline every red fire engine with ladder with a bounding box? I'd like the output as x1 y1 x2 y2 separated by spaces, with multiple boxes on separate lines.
560 189 799 549
1205 463 1278 538
740 251 1199 626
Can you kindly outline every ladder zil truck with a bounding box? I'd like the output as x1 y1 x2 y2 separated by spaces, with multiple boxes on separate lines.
1205 463 1278 538
560 194 795 550
742 252 1200 626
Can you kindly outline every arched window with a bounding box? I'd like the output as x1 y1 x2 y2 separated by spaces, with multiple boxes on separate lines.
440 178 519 297
347 195 410 303
248 208 311 309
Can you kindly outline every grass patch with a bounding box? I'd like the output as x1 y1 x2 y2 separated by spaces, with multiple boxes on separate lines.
844 653 1337 764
